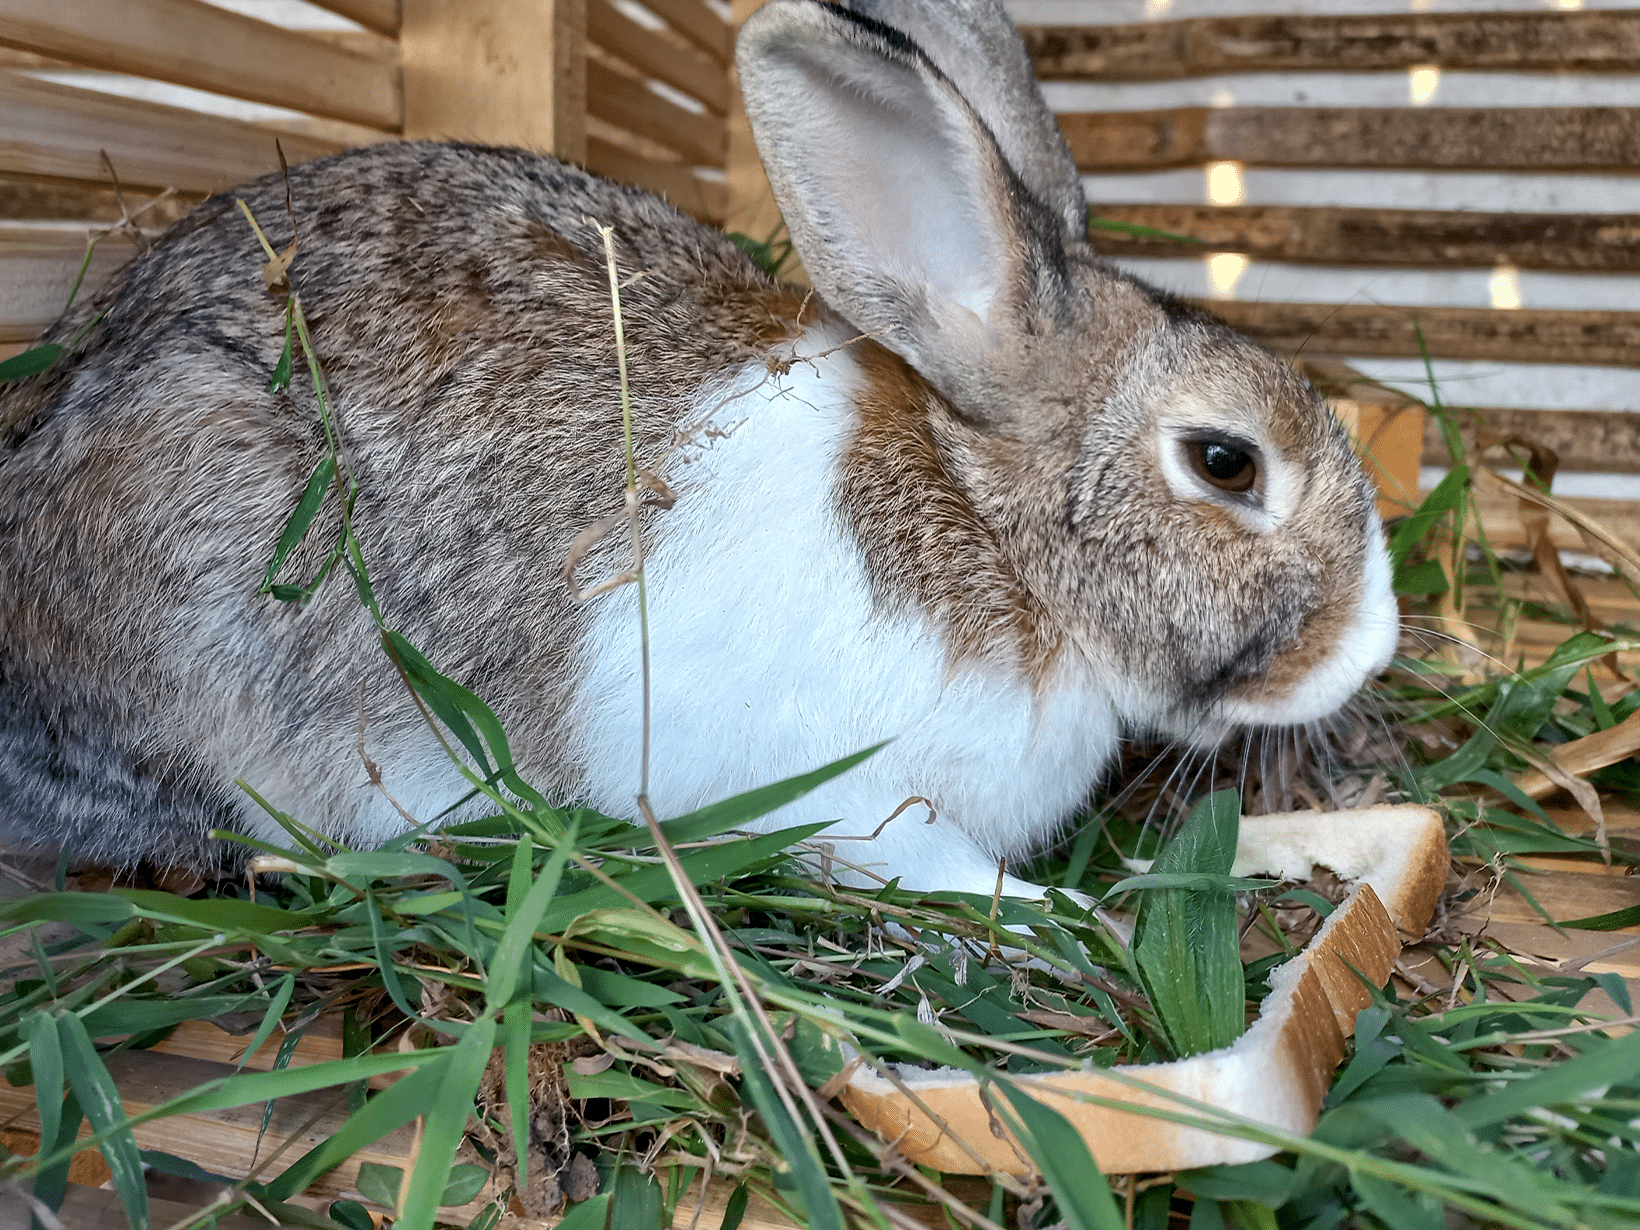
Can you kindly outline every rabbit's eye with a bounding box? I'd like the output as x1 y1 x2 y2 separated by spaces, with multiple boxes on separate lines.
1188 439 1257 494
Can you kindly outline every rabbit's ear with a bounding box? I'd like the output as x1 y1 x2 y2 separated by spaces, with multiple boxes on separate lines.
838 0 1086 239
737 0 1074 422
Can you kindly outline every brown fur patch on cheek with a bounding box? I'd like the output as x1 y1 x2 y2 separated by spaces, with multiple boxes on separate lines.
838 343 1058 680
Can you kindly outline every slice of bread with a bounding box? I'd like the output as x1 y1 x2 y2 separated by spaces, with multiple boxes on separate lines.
840 804 1448 1174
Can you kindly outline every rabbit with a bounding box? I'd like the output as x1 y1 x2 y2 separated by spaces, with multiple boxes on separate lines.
0 0 1399 899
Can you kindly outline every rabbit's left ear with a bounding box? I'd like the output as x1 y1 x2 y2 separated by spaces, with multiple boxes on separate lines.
840 0 1087 240
737 0 1073 424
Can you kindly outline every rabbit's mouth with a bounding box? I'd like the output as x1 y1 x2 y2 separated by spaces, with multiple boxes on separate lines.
1213 526 1400 730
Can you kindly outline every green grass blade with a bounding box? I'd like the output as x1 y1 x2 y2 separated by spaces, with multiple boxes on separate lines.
1586 667 1617 730
1454 1027 1640 1130
79 993 267 1040
993 1083 1124 1230
0 893 134 926
655 746 882 844
330 849 483 968
1354 1096 1572 1220
503 834 536 1194
261 457 334 593
24 1013 63 1166
381 630 551 815
269 298 295 392
364 887 442 1026
1107 873 1277 895
255 1027 305 1164
531 963 655 1044
487 833 571 1012
493 830 573 1196
57 1011 148 1230
115 888 315 935
1389 467 1468 571
1131 790 1244 1057
726 1019 845 1230
29 1090 84 1229
0 344 63 382
395 1016 497 1230
139 1150 236 1187
1558 903 1640 931
24 1012 69 1224
132 1051 453 1123
1350 1172 1444 1230
540 823 831 930
236 974 294 1072
502 996 532 1196
719 1185 750 1230
381 630 497 774
557 1194 612 1230
261 1058 449 1201
610 1164 664 1230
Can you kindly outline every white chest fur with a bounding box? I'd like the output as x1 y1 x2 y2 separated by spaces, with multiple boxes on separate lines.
568 330 1121 898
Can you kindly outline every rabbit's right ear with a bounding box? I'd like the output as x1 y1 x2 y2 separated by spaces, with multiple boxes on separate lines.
737 0 1075 429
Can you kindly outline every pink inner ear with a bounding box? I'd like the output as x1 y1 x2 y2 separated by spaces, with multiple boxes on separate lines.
752 34 1013 340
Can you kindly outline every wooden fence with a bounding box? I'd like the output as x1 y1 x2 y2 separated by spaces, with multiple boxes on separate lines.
0 0 732 355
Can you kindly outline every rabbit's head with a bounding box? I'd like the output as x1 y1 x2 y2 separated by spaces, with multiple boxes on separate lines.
738 0 1398 744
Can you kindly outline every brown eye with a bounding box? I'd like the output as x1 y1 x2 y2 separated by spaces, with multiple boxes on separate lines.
1188 439 1257 494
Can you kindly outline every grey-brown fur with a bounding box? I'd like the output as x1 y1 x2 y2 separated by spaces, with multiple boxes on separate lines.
0 143 796 866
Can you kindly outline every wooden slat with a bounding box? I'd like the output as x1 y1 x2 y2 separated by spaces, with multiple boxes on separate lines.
401 0 585 160
1210 302 1640 367
0 176 197 225
299 27 401 61
0 1186 274 1230
585 135 726 223
1491 869 1640 928
643 0 731 63
1060 107 1640 172
0 0 402 132
0 1049 417 1206
1463 490 1640 553
0 71 346 197
1335 399 1424 519
307 0 401 39
1062 108 1210 172
1482 920 1640 980
0 223 142 343
1024 10 1640 80
1422 408 1640 476
587 60 725 167
1086 205 1640 274
151 1015 345 1070
1502 583 1640 646
588 0 728 115
0 45 54 68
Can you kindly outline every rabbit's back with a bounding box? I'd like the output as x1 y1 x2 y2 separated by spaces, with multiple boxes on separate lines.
0 142 797 866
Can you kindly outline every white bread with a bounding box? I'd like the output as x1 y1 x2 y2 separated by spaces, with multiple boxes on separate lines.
840 803 1447 1173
